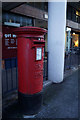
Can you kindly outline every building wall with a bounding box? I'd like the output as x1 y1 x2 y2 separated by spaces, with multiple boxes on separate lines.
11 4 48 21
66 19 80 30
66 4 80 52
67 4 80 24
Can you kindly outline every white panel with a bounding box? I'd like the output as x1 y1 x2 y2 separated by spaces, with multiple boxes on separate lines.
36 48 42 60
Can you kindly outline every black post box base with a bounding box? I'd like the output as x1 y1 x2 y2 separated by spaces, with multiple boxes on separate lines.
18 91 43 115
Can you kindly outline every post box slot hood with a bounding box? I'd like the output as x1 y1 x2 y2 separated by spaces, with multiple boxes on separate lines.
14 26 47 37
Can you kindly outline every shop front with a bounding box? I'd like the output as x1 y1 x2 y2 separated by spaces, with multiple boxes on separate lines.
66 27 80 53
65 27 80 71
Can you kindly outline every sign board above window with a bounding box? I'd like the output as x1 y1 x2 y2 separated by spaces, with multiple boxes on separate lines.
4 22 20 27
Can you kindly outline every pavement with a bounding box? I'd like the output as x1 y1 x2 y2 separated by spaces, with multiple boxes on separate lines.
35 69 78 118
2 67 79 119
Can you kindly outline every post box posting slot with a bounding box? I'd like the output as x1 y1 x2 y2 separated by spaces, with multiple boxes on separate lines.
31 38 45 48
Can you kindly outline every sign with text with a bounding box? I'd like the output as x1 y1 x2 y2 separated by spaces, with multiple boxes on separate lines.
2 26 17 59
36 48 42 60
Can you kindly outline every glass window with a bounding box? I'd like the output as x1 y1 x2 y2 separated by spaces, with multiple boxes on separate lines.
67 5 80 23
72 8 76 22
76 11 80 16
26 2 35 7
76 15 78 23
76 10 80 23
34 2 43 10
67 6 72 20
2 12 33 27
72 33 79 48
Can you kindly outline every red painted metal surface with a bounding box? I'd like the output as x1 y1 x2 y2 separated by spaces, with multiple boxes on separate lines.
15 27 47 94
2 26 17 59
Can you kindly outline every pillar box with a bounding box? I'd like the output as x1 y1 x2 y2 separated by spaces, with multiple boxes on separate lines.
14 27 47 115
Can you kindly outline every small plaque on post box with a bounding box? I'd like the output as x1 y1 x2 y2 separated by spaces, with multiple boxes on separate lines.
36 48 42 60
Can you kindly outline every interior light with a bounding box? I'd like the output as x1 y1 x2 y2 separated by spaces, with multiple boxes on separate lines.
73 32 75 35
66 27 71 31
74 40 78 47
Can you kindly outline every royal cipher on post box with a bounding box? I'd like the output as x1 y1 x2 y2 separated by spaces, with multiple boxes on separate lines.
14 27 47 115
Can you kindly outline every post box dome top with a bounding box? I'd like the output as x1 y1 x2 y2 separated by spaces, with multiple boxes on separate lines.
14 26 47 36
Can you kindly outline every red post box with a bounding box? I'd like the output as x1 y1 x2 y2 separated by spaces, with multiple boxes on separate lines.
14 27 47 115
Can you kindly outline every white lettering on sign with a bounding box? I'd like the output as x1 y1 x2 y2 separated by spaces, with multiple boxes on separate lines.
36 48 42 60
11 39 15 44
8 47 17 49
4 33 17 48
5 39 9 46
13 34 16 38
4 34 11 38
